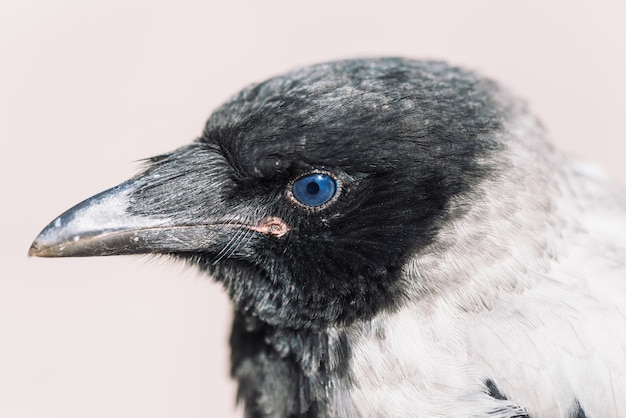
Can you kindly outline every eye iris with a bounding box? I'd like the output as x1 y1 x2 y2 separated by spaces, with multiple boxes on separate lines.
292 173 337 207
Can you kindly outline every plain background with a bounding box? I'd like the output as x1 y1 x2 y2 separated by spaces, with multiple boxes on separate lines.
1 1 625 417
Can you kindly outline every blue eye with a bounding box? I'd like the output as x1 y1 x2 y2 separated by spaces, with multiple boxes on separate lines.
291 173 338 207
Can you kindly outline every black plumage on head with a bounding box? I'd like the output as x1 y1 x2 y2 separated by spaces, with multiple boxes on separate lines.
97 59 506 334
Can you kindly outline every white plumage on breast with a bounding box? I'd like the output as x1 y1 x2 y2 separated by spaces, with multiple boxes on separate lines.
344 108 626 418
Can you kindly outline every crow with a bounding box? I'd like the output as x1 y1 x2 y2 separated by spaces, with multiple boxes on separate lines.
29 58 626 417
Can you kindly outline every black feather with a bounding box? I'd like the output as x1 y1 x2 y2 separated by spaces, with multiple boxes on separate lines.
180 58 507 329
570 400 589 418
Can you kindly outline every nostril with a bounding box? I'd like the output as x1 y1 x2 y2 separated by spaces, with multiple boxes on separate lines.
248 216 290 238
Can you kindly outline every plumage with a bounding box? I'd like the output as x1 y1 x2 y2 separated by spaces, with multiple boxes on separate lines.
29 58 626 417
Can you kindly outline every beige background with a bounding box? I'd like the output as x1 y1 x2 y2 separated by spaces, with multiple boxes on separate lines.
1 1 625 417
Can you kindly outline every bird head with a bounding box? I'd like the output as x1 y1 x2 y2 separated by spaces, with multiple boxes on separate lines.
30 58 506 330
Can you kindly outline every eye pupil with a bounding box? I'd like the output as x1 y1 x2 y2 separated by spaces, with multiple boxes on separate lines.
292 173 338 207
306 182 320 195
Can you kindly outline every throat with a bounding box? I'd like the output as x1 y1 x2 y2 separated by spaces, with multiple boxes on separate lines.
229 313 354 417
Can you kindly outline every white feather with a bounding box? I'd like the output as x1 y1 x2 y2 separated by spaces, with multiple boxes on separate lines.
338 106 626 417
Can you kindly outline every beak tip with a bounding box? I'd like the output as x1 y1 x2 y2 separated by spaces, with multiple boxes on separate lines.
28 244 38 257
28 233 59 258
28 240 44 257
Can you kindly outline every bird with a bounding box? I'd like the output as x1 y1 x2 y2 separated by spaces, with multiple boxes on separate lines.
29 57 626 418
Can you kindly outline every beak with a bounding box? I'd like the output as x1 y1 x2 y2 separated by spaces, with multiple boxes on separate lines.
28 178 232 258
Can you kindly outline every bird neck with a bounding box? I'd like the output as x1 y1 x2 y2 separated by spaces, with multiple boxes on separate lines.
230 312 352 416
